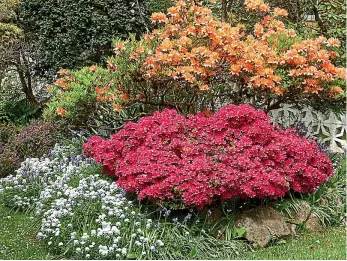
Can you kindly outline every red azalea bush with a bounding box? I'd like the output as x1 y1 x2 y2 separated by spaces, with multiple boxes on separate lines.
83 104 333 209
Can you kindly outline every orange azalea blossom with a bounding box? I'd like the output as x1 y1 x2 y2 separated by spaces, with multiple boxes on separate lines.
113 104 122 112
151 12 168 23
176 1 186 8
136 46 145 54
56 107 66 116
90 65 98 71
88 0 345 100
159 38 173 52
120 93 130 102
57 68 67 75
107 61 118 71
199 84 209 91
326 38 340 47
54 78 68 89
95 85 109 95
129 52 139 61
330 86 343 95
114 42 126 53
168 7 179 17
245 0 270 13
273 7 288 17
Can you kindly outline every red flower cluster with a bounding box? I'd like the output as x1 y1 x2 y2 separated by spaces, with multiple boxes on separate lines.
83 105 333 209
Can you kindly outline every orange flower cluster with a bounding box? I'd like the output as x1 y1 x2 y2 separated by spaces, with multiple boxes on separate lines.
140 0 345 97
54 78 68 89
245 0 270 13
283 36 346 94
56 107 66 116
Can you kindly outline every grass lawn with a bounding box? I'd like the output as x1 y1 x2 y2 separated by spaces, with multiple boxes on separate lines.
0 205 54 260
237 226 346 260
0 203 346 260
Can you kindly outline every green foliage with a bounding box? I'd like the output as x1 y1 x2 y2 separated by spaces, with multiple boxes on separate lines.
0 0 22 46
43 36 154 132
266 33 301 54
0 98 39 124
148 0 173 13
306 154 346 227
18 0 150 76
0 22 23 47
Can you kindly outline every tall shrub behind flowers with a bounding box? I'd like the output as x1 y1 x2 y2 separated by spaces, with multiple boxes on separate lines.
45 0 346 124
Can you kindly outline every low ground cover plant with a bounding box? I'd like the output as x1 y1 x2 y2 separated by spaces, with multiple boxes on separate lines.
84 104 333 209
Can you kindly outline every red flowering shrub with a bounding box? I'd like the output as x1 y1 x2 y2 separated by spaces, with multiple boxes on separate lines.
83 104 333 209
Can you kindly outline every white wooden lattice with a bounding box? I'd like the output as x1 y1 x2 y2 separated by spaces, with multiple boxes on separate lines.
269 104 346 153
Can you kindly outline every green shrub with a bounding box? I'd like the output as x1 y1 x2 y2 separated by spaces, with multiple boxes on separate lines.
19 0 150 76
148 0 173 13
0 98 40 124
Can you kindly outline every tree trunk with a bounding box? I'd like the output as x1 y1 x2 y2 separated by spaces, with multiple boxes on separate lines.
312 5 327 35
221 0 227 21
15 53 39 107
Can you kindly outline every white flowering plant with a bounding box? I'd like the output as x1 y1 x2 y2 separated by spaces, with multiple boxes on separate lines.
0 143 245 259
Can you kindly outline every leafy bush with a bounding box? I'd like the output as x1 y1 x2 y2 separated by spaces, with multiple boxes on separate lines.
11 120 61 160
0 123 22 143
83 104 333 209
0 98 40 124
43 66 133 128
0 144 19 178
0 120 63 177
45 0 346 128
303 154 346 227
148 0 173 13
19 0 150 76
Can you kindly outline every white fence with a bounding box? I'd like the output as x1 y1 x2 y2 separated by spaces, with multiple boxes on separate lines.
269 104 346 153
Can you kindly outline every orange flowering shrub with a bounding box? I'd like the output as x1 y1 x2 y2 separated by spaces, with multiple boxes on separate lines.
45 0 345 122
145 0 345 100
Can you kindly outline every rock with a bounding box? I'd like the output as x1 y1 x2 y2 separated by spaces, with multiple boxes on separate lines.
285 200 311 225
280 200 324 233
306 213 324 232
235 206 291 247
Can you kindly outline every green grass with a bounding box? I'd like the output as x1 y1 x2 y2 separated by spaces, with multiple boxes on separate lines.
0 203 345 260
0 205 55 260
237 226 346 260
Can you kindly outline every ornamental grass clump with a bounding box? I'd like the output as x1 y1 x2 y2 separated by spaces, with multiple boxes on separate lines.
84 104 334 209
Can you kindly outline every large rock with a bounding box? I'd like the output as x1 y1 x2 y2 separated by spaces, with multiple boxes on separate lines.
280 200 324 233
235 206 291 247
284 200 311 224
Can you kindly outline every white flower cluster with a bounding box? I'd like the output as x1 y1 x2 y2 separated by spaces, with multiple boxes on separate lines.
0 143 166 259
0 144 91 211
38 172 167 259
